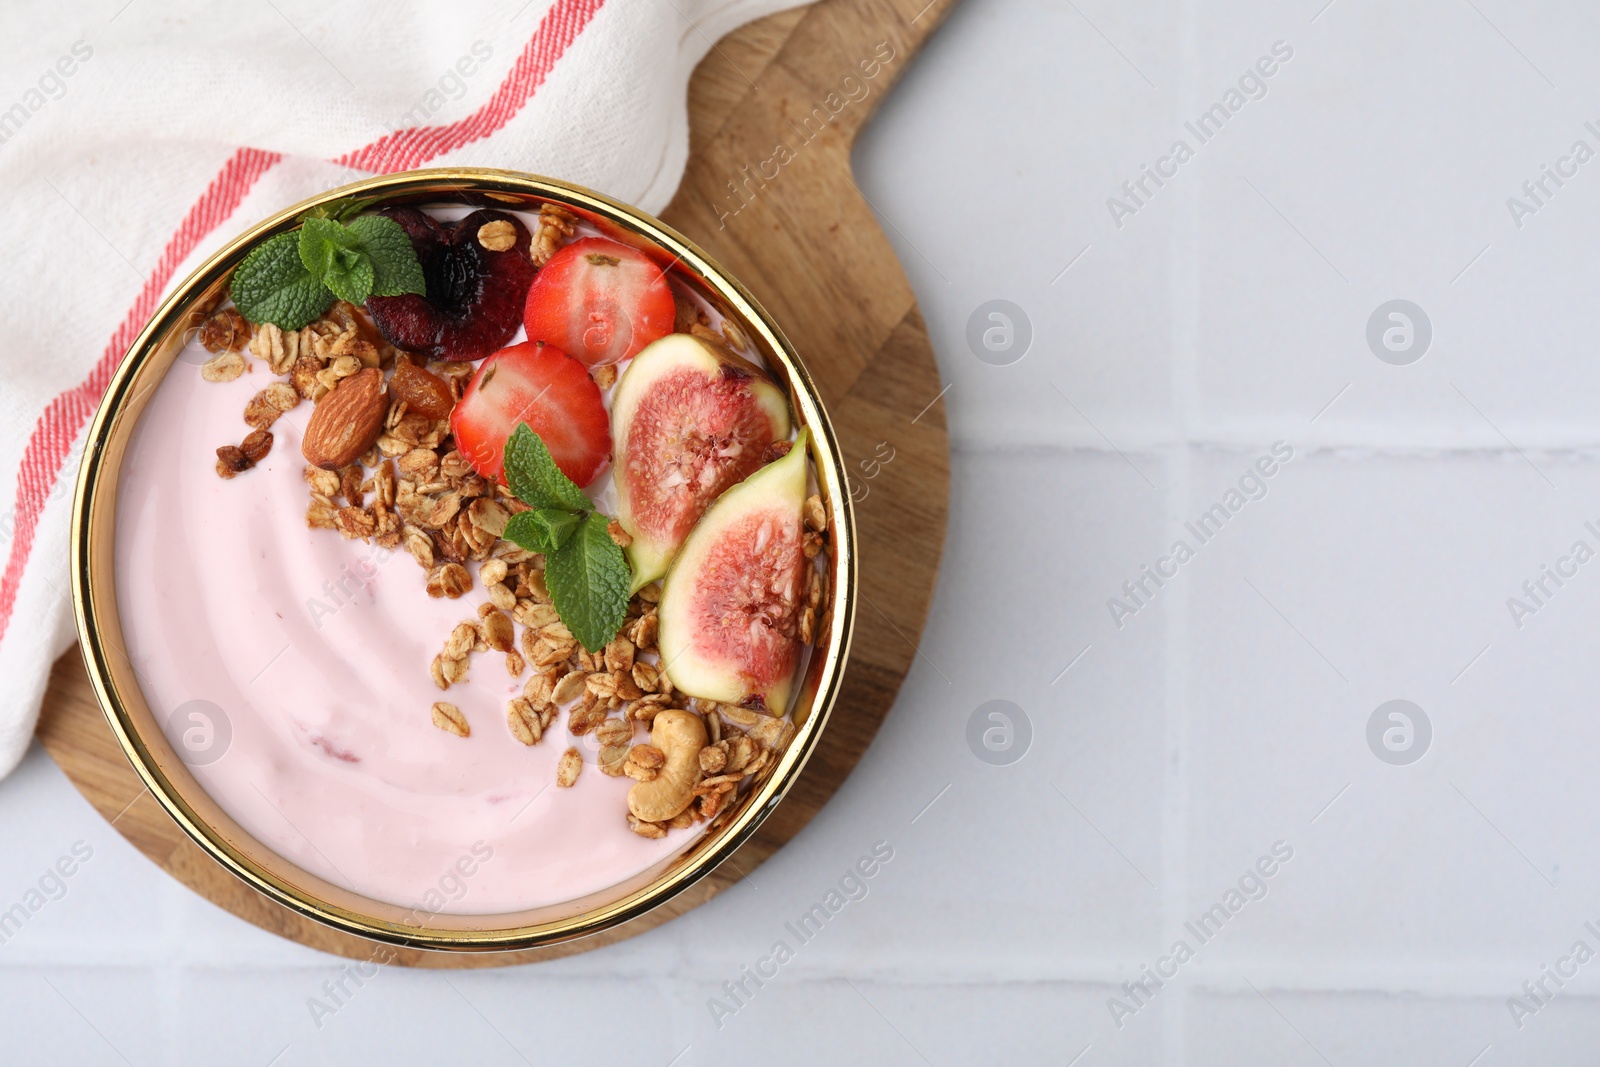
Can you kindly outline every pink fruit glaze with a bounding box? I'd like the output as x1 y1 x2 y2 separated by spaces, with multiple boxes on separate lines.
113 344 701 915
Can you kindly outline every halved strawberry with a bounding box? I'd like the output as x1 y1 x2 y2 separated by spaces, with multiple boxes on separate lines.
522 237 675 367
451 341 611 487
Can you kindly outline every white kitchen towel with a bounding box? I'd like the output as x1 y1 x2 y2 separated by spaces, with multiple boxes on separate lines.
0 0 806 779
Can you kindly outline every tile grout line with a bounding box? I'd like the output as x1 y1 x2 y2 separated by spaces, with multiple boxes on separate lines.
1163 0 1203 1059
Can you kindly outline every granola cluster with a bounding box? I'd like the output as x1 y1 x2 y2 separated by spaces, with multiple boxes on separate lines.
194 201 825 843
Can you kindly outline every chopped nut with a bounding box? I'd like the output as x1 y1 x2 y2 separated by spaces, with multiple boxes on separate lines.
333 506 376 540
306 500 337 528
373 505 401 549
699 744 727 774
477 218 518 252
698 784 732 820
199 307 250 353
304 465 340 498
531 202 578 266
291 356 325 401
371 460 397 508
201 350 246 382
431 701 469 737
592 363 618 391
556 747 582 787
803 494 826 533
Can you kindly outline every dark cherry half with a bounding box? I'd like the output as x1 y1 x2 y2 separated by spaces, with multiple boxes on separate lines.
365 207 536 362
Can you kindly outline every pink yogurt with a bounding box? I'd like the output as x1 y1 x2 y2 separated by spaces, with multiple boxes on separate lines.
114 333 701 915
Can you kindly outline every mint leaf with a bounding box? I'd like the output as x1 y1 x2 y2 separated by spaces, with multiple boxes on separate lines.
502 511 546 553
230 232 335 330
300 196 376 224
500 425 630 650
545 511 630 652
503 508 580 555
298 217 375 305
347 214 426 298
504 425 591 512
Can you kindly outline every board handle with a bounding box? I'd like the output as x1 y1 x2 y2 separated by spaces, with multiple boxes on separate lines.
664 0 960 406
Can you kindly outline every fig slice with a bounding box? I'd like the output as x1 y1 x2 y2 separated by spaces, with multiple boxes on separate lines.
657 429 810 715
611 333 790 592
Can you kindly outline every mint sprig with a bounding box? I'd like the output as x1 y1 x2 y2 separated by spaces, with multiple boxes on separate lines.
504 424 592 512
230 210 425 330
230 232 336 330
299 217 374 305
346 215 427 297
500 424 631 651
544 512 631 653
503 507 580 554
299 195 376 224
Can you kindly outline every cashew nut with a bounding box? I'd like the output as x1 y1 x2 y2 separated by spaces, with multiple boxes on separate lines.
627 709 707 822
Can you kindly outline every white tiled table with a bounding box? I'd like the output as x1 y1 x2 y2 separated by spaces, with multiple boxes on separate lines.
7 0 1600 1062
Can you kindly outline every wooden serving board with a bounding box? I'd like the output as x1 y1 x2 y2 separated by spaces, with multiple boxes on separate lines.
35 0 954 967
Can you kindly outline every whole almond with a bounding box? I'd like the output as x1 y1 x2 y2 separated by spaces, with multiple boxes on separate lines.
302 367 386 470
